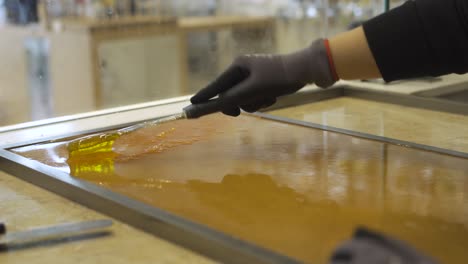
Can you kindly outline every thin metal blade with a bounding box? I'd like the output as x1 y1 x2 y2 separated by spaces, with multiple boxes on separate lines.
118 112 186 133
0 219 112 245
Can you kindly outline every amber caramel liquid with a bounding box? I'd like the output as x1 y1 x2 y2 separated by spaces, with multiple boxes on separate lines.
13 114 468 263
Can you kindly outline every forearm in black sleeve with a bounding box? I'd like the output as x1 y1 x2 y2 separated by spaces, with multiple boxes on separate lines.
363 0 468 82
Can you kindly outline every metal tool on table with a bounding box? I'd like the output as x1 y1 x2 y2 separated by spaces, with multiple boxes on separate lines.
0 219 113 247
67 100 224 158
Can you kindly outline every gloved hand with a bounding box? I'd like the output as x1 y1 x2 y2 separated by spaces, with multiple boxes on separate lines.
190 39 338 116
329 227 438 264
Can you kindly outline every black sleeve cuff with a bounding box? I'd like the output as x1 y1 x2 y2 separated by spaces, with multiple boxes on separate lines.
363 1 432 82
363 0 468 82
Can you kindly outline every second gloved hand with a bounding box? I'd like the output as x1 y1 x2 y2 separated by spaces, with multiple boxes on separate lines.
190 39 338 116
329 227 438 264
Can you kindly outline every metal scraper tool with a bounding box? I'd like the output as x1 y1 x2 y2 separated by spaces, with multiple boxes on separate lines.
67 99 223 158
0 219 113 246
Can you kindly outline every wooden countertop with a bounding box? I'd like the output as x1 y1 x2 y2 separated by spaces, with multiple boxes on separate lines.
178 16 273 31
54 15 273 33
57 16 177 31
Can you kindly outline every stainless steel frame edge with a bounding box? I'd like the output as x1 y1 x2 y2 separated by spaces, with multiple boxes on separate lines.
344 87 468 115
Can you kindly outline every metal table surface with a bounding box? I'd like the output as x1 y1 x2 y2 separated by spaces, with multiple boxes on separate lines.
1 86 467 263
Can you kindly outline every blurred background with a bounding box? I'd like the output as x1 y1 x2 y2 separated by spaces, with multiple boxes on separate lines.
0 0 440 127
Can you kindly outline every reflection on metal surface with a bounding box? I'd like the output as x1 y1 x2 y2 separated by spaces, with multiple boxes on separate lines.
12 114 468 263
268 97 468 154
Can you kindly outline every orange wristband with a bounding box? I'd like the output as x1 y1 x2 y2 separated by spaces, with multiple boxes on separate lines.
324 39 339 81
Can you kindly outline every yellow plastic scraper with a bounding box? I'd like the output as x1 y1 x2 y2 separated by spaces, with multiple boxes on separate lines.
67 100 223 158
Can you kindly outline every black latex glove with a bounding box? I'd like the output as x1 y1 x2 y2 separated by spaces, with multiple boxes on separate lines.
190 39 337 116
329 227 438 264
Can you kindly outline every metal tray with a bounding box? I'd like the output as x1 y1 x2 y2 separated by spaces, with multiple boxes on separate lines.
1 85 467 263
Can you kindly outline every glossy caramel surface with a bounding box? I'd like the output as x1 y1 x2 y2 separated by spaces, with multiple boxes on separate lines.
269 97 468 153
13 114 468 263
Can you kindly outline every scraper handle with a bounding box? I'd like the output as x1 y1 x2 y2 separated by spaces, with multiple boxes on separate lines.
183 99 224 119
